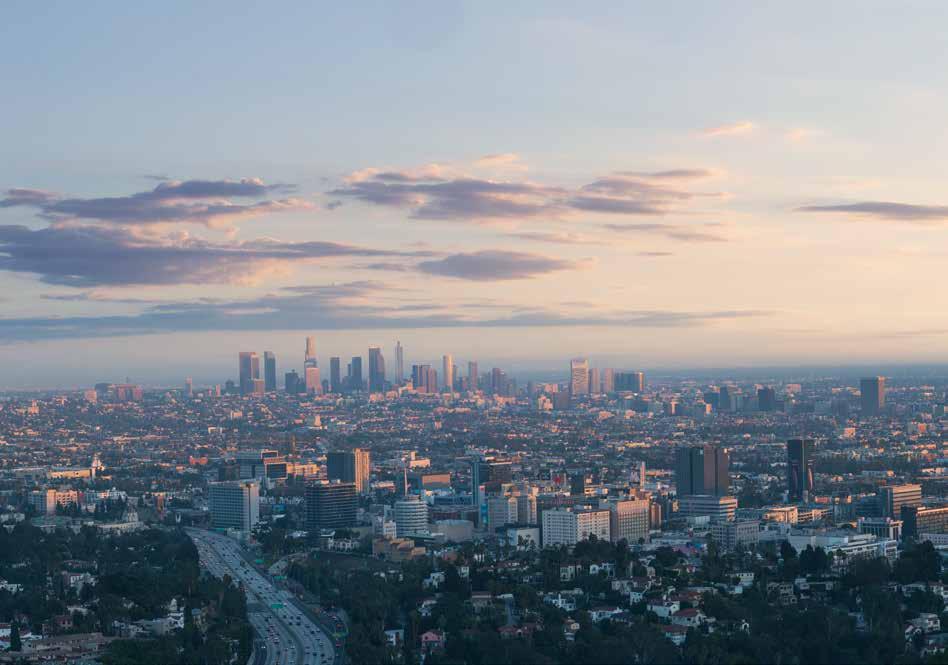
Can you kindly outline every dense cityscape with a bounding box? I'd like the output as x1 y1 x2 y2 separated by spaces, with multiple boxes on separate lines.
7 4 948 664
0 336 947 663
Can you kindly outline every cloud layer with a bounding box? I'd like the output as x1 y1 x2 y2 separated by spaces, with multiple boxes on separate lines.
0 178 310 228
0 224 419 287
797 201 948 223
329 166 723 222
417 250 588 280
0 281 770 342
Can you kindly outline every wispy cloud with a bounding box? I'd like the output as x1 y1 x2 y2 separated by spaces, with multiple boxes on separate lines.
0 178 311 229
473 153 528 171
797 201 948 223
329 165 724 223
0 224 423 287
0 281 771 342
507 231 605 246
600 223 728 243
701 121 757 137
417 250 590 281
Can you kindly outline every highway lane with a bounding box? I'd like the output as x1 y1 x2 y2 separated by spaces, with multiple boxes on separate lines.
187 528 335 665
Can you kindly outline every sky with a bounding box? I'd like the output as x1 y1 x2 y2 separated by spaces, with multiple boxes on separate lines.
3 2 948 388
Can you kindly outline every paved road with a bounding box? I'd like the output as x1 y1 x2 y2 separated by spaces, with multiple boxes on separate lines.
187 528 335 665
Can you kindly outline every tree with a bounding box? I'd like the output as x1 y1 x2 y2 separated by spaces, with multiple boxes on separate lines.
9 620 21 652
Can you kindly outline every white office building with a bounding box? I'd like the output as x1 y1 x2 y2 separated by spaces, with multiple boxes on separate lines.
209 481 259 533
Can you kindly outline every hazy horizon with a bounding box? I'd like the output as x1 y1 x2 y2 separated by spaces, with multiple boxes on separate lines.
4 3 948 387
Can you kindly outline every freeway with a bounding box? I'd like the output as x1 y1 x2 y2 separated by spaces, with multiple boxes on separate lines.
187 528 335 665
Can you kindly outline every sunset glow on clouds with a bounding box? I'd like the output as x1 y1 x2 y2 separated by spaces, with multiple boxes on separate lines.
3 3 948 385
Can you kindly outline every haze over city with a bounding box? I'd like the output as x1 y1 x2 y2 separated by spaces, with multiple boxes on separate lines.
4 4 948 387
6 6 948 665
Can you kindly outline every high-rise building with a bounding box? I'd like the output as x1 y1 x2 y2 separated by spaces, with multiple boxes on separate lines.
468 361 478 391
305 481 357 532
705 446 730 496
601 368 615 394
490 368 507 395
184 377 193 398
326 449 371 495
238 449 287 481
471 458 513 506
238 352 260 395
615 371 645 392
263 351 277 392
304 336 317 365
368 347 386 392
285 370 301 394
758 386 777 412
349 356 363 391
487 495 518 531
442 354 454 392
588 367 601 395
515 493 538 525
411 364 437 393
675 447 704 496
570 358 589 397
675 445 729 497
787 439 815 501
329 357 342 393
880 484 922 519
394 495 429 537
305 366 321 394
902 505 948 539
608 499 650 544
541 508 611 548
208 481 260 533
860 377 885 416
394 341 404 385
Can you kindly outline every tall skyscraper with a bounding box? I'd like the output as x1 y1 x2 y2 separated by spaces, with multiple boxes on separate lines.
394 341 404 385
468 361 478 391
588 367 601 395
305 481 357 532
675 445 729 497
860 376 885 416
442 354 454 392
490 367 506 395
758 386 777 412
368 347 386 392
184 377 193 398
329 357 342 393
704 445 730 496
570 358 589 397
601 368 615 394
675 447 705 496
787 439 815 501
615 371 645 392
305 365 321 394
326 449 371 494
302 336 320 393
412 364 437 393
285 370 301 394
263 351 276 392
349 356 363 391
238 352 260 395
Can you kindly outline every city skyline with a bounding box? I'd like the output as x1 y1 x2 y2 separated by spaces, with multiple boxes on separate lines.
4 4 948 387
